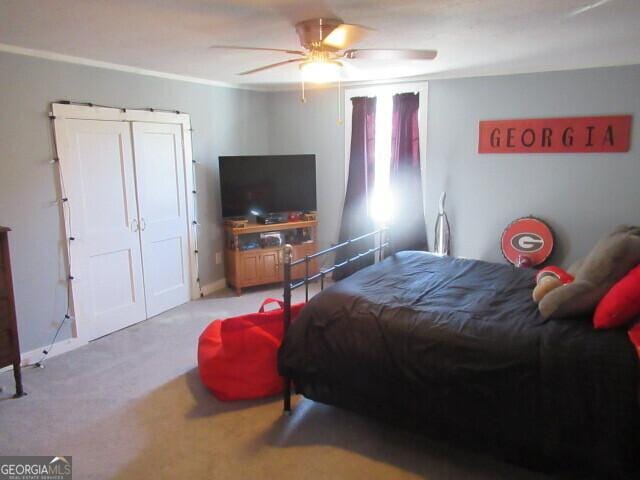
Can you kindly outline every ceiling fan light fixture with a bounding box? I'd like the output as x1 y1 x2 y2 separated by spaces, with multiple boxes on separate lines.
322 25 348 49
299 60 342 84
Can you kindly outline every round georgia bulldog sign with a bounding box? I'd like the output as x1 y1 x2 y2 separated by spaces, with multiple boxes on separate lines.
501 217 554 267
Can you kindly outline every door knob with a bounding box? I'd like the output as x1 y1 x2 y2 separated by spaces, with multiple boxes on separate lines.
140 218 147 231
131 219 139 232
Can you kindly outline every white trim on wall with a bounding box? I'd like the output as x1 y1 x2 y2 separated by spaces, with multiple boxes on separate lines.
200 279 228 297
0 43 263 91
0 337 87 373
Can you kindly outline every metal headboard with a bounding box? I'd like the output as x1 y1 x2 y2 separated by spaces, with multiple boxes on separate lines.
281 227 390 413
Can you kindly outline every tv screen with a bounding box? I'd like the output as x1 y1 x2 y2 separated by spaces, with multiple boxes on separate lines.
218 155 317 218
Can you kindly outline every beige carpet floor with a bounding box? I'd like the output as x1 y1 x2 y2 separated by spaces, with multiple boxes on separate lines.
0 285 564 479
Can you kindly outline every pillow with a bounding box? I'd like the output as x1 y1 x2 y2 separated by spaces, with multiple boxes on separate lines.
593 265 640 329
538 225 640 319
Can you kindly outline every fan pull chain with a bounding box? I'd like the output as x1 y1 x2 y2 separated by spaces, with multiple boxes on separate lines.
300 79 306 103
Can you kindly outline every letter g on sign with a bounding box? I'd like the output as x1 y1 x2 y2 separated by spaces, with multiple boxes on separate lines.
510 233 544 253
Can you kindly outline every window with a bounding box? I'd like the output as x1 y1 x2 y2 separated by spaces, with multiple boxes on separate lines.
371 93 393 224
344 83 427 225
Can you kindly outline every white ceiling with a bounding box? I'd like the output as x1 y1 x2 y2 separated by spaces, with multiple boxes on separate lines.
1 0 639 89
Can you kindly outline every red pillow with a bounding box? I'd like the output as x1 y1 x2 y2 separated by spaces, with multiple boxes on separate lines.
593 265 640 329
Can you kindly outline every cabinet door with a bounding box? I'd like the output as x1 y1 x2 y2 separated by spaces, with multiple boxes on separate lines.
303 243 319 275
259 250 281 283
241 253 259 283
291 244 318 279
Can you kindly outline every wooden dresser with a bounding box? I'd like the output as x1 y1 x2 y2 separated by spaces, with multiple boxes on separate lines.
0 227 24 397
224 220 319 295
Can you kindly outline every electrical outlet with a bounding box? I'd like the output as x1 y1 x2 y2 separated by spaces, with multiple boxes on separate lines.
215 252 222 265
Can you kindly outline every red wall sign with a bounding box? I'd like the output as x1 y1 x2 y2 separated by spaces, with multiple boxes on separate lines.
478 115 632 154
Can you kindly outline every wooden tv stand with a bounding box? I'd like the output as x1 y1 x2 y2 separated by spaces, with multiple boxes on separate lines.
224 220 319 295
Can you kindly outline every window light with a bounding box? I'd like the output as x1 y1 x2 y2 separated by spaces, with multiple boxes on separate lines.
370 93 394 225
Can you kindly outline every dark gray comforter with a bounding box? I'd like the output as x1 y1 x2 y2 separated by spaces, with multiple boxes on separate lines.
279 252 640 477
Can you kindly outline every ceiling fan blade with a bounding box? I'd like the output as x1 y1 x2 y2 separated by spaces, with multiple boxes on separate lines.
567 0 615 18
238 58 305 76
322 23 372 50
344 49 438 61
209 45 305 56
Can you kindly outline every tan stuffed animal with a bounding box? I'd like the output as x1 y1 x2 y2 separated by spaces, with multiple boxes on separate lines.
538 225 640 319
533 276 563 303
532 267 575 303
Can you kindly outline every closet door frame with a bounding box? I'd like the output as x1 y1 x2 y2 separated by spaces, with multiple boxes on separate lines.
51 103 199 343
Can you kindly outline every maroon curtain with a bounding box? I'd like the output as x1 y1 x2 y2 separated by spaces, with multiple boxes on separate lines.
333 96 376 280
390 92 428 252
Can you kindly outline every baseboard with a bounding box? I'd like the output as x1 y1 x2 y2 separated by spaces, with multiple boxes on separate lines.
2 281 229 376
200 278 228 297
0 337 87 373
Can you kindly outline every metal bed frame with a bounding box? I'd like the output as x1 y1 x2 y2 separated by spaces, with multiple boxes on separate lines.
281 227 390 413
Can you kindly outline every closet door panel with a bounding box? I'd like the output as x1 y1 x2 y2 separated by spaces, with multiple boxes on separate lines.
56 119 147 341
132 122 190 317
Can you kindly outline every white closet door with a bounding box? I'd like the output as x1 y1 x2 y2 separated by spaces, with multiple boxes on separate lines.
132 122 190 317
56 119 147 340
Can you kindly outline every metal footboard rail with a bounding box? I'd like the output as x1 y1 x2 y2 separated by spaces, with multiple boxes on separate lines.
281 227 390 413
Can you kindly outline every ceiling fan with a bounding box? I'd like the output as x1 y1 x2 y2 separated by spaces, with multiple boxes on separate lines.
210 18 438 84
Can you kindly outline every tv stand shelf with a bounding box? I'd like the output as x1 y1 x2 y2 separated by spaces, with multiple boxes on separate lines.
223 220 319 295
225 220 317 236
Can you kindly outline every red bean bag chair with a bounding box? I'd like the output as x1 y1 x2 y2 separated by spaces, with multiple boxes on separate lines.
198 298 305 401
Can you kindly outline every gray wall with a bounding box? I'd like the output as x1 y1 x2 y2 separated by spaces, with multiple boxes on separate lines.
0 51 270 352
268 65 640 269
3 49 640 355
425 65 640 267
267 89 345 250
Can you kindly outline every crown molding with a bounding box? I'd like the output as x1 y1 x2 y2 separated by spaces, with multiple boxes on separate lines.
3 42 637 94
0 42 273 91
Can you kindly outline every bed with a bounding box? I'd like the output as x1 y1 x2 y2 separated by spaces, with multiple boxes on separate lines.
277 239 640 477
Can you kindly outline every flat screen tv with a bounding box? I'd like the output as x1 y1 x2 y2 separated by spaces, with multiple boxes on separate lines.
218 155 317 218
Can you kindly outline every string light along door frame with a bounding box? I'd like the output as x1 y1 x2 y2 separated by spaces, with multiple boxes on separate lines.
50 102 203 345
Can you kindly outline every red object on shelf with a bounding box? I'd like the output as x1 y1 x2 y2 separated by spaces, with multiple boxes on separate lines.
501 217 554 267
198 298 304 401
479 115 632 154
288 211 303 222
